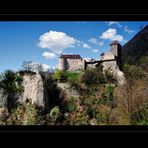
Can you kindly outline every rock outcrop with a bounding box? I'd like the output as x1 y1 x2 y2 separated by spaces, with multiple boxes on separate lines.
103 64 126 85
0 73 45 109
18 73 45 108
113 69 126 85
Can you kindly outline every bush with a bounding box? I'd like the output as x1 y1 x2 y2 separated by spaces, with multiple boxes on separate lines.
139 56 148 72
104 70 116 84
0 70 24 93
43 74 62 107
65 101 77 112
123 64 145 80
0 70 24 111
52 70 68 82
49 106 61 122
67 71 80 82
80 68 105 87
6 101 39 125
131 101 148 125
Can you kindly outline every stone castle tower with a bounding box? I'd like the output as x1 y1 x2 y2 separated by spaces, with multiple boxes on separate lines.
109 41 122 70
58 55 66 71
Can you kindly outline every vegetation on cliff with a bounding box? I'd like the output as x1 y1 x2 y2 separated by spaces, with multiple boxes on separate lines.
0 59 148 125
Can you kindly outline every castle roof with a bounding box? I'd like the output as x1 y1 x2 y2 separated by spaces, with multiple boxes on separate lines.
59 54 82 59
110 41 120 45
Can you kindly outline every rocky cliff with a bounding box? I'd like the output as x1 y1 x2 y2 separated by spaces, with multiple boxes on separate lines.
102 61 126 85
18 73 45 108
0 73 45 109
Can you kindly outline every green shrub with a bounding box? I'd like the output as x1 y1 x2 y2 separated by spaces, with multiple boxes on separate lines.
65 102 77 112
67 71 80 82
131 101 148 125
104 70 116 84
80 68 105 87
49 106 61 122
123 64 145 80
0 70 24 111
6 101 39 125
43 74 63 107
0 70 24 93
52 70 68 82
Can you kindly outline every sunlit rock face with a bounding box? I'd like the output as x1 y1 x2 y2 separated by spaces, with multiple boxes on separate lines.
102 63 126 85
113 69 126 85
0 72 46 113
18 73 45 108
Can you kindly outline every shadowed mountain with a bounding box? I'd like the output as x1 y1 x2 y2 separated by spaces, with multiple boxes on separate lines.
122 25 148 65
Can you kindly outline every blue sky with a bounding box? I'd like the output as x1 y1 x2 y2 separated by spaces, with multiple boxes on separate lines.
0 21 147 73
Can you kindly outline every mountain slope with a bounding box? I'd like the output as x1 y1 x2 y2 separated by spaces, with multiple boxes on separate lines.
122 25 148 64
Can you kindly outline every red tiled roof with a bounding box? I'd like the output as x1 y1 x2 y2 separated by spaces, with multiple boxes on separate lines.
110 41 119 45
59 54 82 59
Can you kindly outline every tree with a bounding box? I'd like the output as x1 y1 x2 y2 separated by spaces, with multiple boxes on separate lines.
52 70 68 82
21 61 33 71
139 56 148 72
0 70 24 112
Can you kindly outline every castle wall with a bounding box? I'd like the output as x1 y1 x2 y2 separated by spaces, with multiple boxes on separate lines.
86 63 97 69
66 59 83 71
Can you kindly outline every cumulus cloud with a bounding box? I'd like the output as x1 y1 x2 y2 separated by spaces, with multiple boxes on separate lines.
92 49 99 53
99 28 124 42
107 21 122 28
42 51 57 60
124 26 134 34
83 43 91 49
38 31 78 54
88 38 98 44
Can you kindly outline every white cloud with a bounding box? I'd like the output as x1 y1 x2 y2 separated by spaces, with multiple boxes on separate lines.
107 21 122 28
42 51 57 60
38 31 78 54
88 38 98 44
99 28 124 42
98 41 104 46
41 64 51 71
92 49 99 53
88 38 104 46
124 26 134 34
83 43 91 49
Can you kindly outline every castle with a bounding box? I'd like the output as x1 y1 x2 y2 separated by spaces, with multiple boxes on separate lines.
58 41 122 72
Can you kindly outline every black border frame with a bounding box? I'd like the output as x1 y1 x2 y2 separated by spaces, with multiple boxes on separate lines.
0 14 148 132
